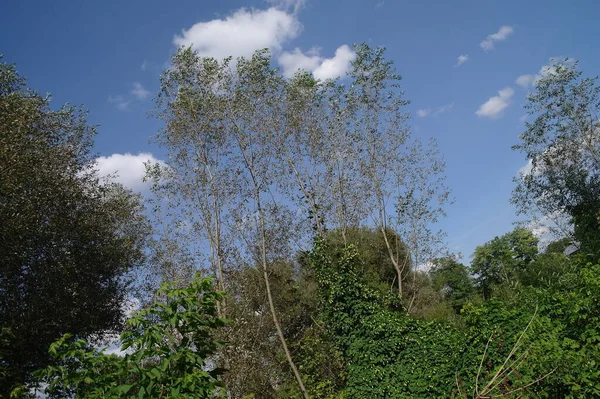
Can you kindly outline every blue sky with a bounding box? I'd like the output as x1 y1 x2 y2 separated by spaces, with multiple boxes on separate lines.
2 0 600 262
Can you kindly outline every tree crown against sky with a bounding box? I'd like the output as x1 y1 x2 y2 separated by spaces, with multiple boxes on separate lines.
0 57 150 396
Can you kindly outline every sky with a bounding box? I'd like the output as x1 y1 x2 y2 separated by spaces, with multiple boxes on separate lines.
2 0 600 263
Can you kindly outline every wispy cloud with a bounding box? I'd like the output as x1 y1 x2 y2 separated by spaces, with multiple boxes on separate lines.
480 25 514 51
416 103 454 118
416 108 431 118
266 0 305 13
455 54 469 67
109 83 151 111
475 87 514 119
107 95 130 111
131 82 150 100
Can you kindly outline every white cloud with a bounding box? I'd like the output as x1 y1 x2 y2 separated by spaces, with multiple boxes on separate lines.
475 87 514 119
516 74 535 88
416 108 431 118
455 54 469 67
141 60 149 71
416 103 454 118
94 152 164 192
107 95 130 111
313 45 356 80
279 44 356 80
173 7 302 60
131 82 150 100
278 48 322 76
480 25 514 51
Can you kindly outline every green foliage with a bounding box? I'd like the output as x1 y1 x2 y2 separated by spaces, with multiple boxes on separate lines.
545 237 573 254
307 237 571 398
0 57 150 395
324 227 408 300
520 252 576 288
29 276 227 399
534 262 600 397
293 326 346 399
430 257 474 313
310 238 476 398
471 227 538 299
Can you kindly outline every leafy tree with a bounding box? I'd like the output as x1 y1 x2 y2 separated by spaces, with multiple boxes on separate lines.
520 252 575 289
27 276 227 399
430 257 474 313
0 58 149 395
512 60 600 258
471 228 538 299
216 227 405 398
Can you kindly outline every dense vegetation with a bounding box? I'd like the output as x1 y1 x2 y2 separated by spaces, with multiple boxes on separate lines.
0 58 150 396
1 44 600 398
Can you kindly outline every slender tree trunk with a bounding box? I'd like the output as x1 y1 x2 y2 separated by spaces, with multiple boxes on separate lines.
231 116 309 398
254 187 310 399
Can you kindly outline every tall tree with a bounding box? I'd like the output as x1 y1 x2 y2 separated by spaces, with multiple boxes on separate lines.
151 54 238 312
153 48 309 398
513 60 600 256
280 45 451 306
0 58 149 394
151 44 451 396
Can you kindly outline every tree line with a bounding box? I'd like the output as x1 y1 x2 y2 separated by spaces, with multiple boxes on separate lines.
1 45 599 398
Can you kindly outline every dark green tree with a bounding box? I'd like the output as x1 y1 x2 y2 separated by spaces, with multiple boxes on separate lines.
0 58 149 395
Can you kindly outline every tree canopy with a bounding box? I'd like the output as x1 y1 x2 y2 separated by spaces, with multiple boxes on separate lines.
0 58 150 395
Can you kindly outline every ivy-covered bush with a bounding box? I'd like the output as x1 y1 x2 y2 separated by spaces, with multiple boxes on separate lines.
308 238 566 398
